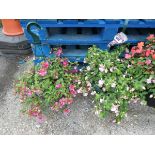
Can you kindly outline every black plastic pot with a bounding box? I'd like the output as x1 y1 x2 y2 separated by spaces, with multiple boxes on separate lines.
146 94 155 108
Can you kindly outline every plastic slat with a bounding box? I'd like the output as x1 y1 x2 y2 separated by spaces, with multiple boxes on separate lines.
63 20 78 24
61 49 86 62
44 34 103 45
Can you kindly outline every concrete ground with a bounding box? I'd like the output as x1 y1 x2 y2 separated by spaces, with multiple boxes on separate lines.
0 54 155 135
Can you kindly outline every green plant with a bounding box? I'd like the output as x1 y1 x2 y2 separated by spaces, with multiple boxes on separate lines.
15 48 81 123
124 35 155 100
81 45 132 122
81 41 155 123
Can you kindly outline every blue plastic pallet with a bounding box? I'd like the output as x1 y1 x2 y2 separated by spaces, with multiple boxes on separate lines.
20 19 155 63
21 19 155 44
20 19 121 44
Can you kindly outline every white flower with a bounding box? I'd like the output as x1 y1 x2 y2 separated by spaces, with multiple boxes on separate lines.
146 78 152 84
104 68 108 73
128 64 131 68
123 74 126 78
102 87 106 92
86 66 91 71
85 76 88 80
126 87 129 91
83 92 88 97
142 86 146 90
83 58 87 63
110 67 114 72
91 91 96 95
99 64 105 72
88 87 92 91
95 110 101 116
111 83 116 88
98 79 104 87
117 121 121 125
79 69 83 72
117 59 120 62
123 96 128 99
111 104 119 113
100 99 104 103
86 81 91 87
77 87 83 93
140 100 147 106
150 94 153 98
78 81 81 84
130 88 135 92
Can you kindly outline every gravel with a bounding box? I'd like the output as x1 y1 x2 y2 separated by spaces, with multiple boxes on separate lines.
0 55 155 135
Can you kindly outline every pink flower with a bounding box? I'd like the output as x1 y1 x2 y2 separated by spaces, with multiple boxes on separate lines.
33 89 42 95
70 90 77 96
63 108 71 116
77 87 83 94
137 42 144 49
38 69 47 76
145 59 151 65
36 114 46 124
55 84 62 89
55 48 62 57
70 66 78 74
59 98 67 108
69 84 77 96
29 106 41 117
69 84 75 91
51 102 59 111
27 89 32 97
125 54 132 59
42 62 49 69
62 60 68 67
146 34 155 40
146 50 151 57
67 98 73 105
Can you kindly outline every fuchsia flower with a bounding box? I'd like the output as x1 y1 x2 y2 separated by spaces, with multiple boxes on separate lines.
63 108 71 116
27 89 33 97
42 62 49 69
38 69 47 76
69 84 76 91
62 60 69 67
70 66 79 74
51 102 59 111
55 47 62 57
146 50 151 57
33 89 42 95
69 84 77 96
59 97 67 108
55 84 62 89
67 98 73 105
125 54 132 59
36 114 46 124
146 34 155 40
145 59 151 65
29 106 41 117
137 42 144 49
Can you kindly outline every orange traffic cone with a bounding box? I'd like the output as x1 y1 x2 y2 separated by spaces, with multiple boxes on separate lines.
1 19 24 36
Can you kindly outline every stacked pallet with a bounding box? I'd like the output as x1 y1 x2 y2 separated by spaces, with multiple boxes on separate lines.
20 19 155 62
